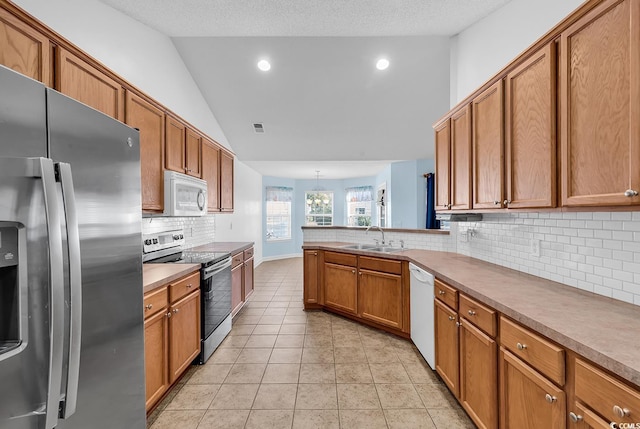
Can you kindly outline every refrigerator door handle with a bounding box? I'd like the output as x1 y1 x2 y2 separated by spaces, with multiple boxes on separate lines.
37 158 65 429
56 162 82 419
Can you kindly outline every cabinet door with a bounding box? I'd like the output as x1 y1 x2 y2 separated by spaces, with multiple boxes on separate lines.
324 262 358 315
185 128 202 178
570 402 611 429
450 104 472 210
202 138 221 212
560 0 640 206
304 250 320 306
0 8 51 86
472 81 504 209
460 319 498 429
169 290 201 384
220 150 234 212
144 308 169 411
358 269 403 330
165 115 185 173
243 257 254 301
231 263 243 316
435 299 460 397
56 47 124 120
435 119 451 210
125 91 165 212
506 43 556 209
500 348 565 429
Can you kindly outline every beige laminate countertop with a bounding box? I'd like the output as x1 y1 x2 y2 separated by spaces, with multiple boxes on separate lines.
191 241 254 254
143 263 201 294
304 242 640 388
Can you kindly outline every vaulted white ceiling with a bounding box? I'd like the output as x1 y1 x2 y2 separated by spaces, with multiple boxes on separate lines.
99 0 511 179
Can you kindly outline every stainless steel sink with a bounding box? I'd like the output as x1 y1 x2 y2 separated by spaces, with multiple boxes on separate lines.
341 243 379 250
341 244 404 253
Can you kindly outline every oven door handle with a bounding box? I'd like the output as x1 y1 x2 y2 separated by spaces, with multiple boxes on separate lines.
203 258 232 276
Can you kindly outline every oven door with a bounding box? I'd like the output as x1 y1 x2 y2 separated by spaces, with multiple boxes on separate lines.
201 257 232 340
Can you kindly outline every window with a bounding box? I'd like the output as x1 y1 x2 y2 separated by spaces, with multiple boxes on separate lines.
266 187 292 241
305 191 333 226
346 186 373 226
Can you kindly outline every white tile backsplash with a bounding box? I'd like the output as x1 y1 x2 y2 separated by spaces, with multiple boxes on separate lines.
142 215 215 248
303 211 640 307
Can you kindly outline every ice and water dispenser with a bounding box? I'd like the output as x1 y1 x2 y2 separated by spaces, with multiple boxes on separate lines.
0 225 20 356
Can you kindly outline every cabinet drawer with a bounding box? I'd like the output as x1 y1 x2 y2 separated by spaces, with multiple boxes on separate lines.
243 247 254 259
232 252 243 268
434 278 458 310
143 286 168 318
359 256 401 275
575 358 640 424
324 251 357 267
459 294 496 337
500 317 564 386
169 272 200 303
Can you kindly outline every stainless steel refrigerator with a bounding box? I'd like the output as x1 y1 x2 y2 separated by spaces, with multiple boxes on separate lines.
0 65 146 428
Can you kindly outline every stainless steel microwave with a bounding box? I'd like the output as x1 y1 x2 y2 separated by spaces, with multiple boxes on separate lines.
163 171 207 216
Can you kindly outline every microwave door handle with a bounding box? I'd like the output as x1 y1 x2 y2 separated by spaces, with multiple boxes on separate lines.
197 189 206 211
36 158 65 429
56 163 82 419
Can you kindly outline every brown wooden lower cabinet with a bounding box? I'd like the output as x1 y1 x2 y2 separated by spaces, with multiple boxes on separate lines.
434 298 460 397
231 258 243 315
459 319 497 429
500 347 566 429
231 247 255 316
303 250 320 308
143 271 201 412
324 262 358 315
358 268 403 330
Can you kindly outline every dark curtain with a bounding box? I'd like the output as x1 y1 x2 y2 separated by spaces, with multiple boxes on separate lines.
425 173 438 229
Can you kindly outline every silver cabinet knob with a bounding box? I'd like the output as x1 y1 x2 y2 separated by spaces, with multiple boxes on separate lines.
187 284 193 288
313 251 317 256
166 312 172 318
455 321 461 327
503 199 511 205
569 412 583 423
467 310 476 316
173 308 180 314
145 304 153 310
438 290 446 295
493 200 501 205
447 203 452 209
613 405 630 418
624 189 638 197
545 394 556 403
448 316 455 321
351 269 356 274
517 342 527 351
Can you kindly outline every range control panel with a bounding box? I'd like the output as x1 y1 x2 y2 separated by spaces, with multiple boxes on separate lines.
142 229 185 254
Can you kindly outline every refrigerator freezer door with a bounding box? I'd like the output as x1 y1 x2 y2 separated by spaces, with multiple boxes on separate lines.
0 158 65 429
47 89 146 429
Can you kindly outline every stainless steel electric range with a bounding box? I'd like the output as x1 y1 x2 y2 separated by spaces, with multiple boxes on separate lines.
142 230 232 364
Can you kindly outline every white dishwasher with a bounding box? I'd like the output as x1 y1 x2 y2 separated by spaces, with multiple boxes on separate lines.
409 263 435 369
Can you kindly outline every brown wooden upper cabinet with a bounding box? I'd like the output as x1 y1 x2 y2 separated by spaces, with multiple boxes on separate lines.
450 105 472 210
165 115 186 173
220 150 234 212
435 119 451 210
472 80 504 209
202 137 221 212
434 105 472 211
0 8 51 86
185 128 202 178
560 0 640 207
125 91 165 213
505 43 556 209
56 47 124 121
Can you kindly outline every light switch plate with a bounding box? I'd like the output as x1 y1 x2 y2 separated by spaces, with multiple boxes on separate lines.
531 239 541 257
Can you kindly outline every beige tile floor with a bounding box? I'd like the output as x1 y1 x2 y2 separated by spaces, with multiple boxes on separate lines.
148 257 475 429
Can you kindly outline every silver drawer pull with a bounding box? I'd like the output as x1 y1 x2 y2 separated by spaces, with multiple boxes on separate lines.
438 290 446 295
613 405 630 418
448 316 455 321
516 342 527 351
569 412 582 423
187 284 193 288
145 304 153 310
545 394 556 404
624 189 638 197
467 310 476 316
173 308 180 314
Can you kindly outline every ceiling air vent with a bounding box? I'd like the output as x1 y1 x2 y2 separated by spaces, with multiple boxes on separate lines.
253 123 265 133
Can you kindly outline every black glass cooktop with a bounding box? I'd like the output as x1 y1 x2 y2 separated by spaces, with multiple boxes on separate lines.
147 250 230 267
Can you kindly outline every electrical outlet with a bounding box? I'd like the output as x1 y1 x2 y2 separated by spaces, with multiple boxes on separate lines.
459 229 468 242
531 239 541 257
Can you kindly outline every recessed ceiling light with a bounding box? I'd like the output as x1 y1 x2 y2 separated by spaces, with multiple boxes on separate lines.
257 59 271 72
376 58 390 71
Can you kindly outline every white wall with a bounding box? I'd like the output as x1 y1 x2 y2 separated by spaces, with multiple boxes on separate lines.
13 0 264 259
449 0 584 106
